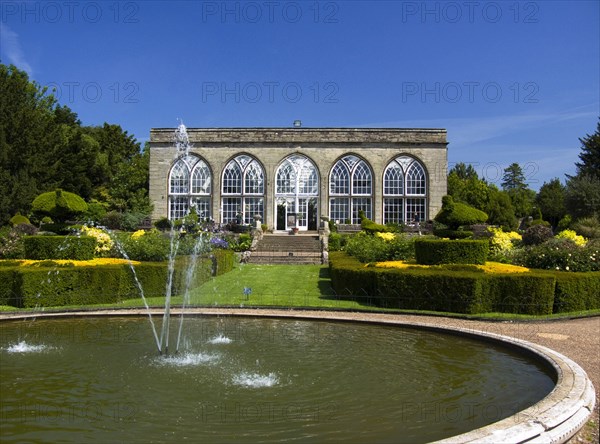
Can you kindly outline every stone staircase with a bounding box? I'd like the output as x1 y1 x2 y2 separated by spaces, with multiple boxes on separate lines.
248 233 322 265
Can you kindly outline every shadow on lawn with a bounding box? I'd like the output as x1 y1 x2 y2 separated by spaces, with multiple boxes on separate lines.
317 267 379 309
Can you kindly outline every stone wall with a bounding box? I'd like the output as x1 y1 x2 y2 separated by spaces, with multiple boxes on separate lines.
149 128 448 227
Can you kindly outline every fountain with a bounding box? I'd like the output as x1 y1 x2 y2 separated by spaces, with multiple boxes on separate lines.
0 316 560 443
124 120 204 356
0 121 594 442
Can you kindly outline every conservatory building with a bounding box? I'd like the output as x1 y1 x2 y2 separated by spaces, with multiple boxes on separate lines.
148 127 448 231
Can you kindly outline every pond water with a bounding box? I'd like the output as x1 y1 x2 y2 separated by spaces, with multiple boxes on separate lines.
0 317 555 443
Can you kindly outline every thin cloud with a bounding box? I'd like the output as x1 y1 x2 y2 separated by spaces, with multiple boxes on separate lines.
0 24 33 76
358 107 597 147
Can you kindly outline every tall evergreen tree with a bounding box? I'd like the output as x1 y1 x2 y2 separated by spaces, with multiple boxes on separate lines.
450 162 478 180
501 163 527 190
574 120 600 180
0 64 62 224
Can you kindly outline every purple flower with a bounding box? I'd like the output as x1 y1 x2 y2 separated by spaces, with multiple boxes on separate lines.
210 237 229 249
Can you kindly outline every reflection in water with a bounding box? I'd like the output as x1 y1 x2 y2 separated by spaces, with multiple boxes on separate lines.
0 317 555 444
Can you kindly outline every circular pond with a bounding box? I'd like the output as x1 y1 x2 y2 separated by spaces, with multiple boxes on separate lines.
0 316 555 443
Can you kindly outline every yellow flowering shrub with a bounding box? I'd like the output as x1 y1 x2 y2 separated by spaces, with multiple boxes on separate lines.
14 258 140 267
374 261 425 269
131 229 146 239
374 260 529 273
488 227 521 252
375 232 395 242
80 226 114 255
478 262 529 273
556 229 586 246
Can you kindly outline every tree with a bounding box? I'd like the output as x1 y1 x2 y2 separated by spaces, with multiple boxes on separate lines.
574 120 600 180
107 142 152 214
486 186 518 231
536 178 566 228
507 188 536 218
447 163 490 211
0 64 62 224
450 162 478 180
565 174 600 219
501 163 535 218
0 63 149 225
501 163 527 191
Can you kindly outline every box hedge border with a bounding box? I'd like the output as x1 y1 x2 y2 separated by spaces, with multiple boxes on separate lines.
0 250 234 308
415 239 488 265
23 235 96 260
329 252 599 315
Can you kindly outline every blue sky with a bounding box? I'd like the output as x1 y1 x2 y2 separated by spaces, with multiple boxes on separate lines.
1 0 598 189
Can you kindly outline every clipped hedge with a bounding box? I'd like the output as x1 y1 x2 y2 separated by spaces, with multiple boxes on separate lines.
328 252 597 315
0 250 235 308
552 272 600 312
23 235 96 260
481 274 555 314
415 239 488 265
432 229 473 239
0 268 21 306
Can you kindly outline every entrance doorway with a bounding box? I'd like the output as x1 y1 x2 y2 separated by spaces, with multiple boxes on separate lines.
276 197 318 231
274 154 319 231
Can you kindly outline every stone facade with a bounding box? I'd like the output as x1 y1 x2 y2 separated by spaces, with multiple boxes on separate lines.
149 127 448 230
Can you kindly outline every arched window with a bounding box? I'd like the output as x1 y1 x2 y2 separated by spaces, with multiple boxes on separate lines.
383 156 427 224
221 155 264 224
168 155 211 220
274 154 319 231
329 155 373 224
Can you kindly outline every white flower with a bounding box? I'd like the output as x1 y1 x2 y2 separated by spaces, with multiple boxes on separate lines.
565 266 569 271
555 266 560 270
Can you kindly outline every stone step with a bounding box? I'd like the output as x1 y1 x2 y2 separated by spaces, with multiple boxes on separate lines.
249 234 322 264
248 256 321 265
251 251 321 258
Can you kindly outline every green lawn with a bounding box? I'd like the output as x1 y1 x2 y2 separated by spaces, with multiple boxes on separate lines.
187 263 370 310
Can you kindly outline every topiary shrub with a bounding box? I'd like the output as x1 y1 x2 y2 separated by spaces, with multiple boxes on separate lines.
23 235 96 260
10 213 30 226
522 224 553 246
414 239 489 265
434 196 488 230
39 223 73 235
31 189 88 223
359 211 390 234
